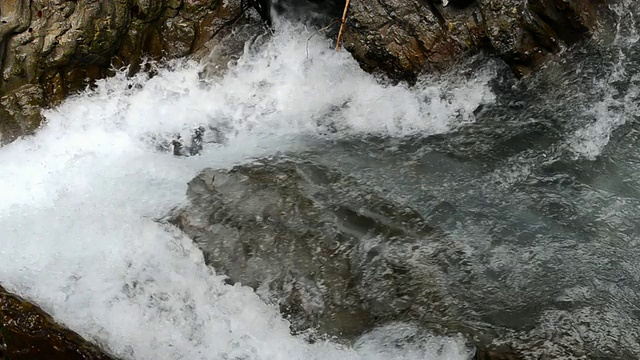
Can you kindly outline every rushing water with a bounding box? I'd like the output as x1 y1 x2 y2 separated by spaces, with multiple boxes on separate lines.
0 2 639 359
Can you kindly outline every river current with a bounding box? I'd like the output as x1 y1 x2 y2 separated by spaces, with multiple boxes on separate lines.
0 2 639 359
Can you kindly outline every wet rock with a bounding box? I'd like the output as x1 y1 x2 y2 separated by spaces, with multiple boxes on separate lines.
0 285 118 360
342 0 604 81
194 12 268 79
168 157 474 339
474 343 524 360
0 0 261 143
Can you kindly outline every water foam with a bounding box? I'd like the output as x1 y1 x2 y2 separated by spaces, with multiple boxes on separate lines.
567 61 640 160
0 22 493 360
566 0 640 160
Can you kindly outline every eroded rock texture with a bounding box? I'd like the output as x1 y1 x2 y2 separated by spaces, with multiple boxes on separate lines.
342 0 604 81
0 0 259 143
0 285 118 360
169 158 470 339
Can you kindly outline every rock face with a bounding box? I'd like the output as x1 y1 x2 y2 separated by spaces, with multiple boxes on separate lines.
0 285 118 359
0 0 260 143
342 0 604 81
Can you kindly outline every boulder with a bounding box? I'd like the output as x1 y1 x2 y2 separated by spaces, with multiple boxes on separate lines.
0 285 118 360
0 0 262 143
342 0 604 81
168 157 473 339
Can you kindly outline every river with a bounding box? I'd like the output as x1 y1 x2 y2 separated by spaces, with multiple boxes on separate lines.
0 2 638 359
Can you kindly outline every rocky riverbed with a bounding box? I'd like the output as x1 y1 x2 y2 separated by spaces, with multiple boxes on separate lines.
167 147 640 359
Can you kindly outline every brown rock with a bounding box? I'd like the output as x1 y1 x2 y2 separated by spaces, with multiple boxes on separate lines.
343 0 605 81
168 158 473 339
342 0 480 80
0 285 118 360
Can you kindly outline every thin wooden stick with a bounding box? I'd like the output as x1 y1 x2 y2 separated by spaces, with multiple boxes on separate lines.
335 0 351 51
307 19 342 59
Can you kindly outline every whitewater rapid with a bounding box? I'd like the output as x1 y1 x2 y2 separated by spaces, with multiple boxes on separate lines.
0 23 494 359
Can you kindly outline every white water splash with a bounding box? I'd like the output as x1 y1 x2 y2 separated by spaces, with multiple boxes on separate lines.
610 0 640 46
568 67 640 160
0 22 493 360
565 0 640 160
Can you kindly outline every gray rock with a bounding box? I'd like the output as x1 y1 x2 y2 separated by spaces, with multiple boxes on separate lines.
168 157 470 339
169 156 640 359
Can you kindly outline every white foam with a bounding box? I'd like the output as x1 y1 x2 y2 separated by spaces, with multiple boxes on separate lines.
566 0 640 160
0 22 492 360
568 71 640 160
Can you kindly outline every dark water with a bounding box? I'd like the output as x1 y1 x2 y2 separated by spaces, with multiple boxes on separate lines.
285 2 640 356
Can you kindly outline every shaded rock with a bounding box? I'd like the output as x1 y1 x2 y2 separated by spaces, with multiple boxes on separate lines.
0 285 118 360
0 0 262 143
474 343 525 360
342 0 605 81
265 0 345 28
168 157 474 339
194 12 268 79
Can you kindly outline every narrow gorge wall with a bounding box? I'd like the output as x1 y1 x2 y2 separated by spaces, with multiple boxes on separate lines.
342 0 606 81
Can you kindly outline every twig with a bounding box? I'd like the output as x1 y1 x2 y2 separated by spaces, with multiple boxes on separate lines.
306 19 342 60
318 19 343 34
335 0 351 51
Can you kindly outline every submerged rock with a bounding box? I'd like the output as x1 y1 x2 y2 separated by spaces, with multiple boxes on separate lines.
169 157 473 339
0 285 117 360
342 0 605 81
0 0 262 143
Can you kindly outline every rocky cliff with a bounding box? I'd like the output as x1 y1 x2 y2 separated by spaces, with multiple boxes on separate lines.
342 0 605 81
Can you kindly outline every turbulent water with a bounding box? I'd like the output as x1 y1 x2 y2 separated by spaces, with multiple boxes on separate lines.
1 2 639 359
